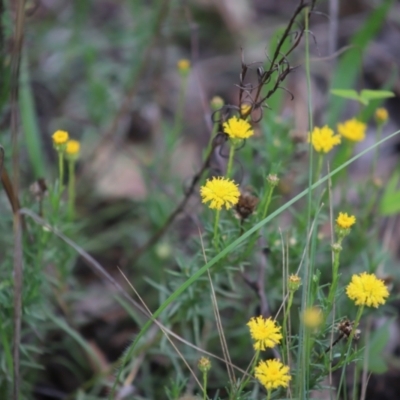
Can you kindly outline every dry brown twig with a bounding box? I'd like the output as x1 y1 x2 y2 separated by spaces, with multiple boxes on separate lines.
132 0 315 262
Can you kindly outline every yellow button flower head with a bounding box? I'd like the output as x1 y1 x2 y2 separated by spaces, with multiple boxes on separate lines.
302 307 323 329
346 272 389 308
223 116 254 140
338 118 366 142
247 316 282 351
375 107 388 124
66 140 80 157
308 125 341 153
336 212 356 229
52 130 69 146
200 177 240 210
255 359 291 391
177 59 190 74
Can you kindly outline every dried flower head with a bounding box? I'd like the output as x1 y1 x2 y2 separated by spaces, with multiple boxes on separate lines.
308 125 341 153
247 316 282 351
235 192 259 220
338 118 366 142
336 212 356 229
337 318 360 340
288 274 301 292
255 359 291 391
223 116 254 140
52 130 69 147
375 107 388 124
200 177 240 210
346 272 389 308
266 174 279 187
29 178 48 202
198 357 211 373
302 307 323 329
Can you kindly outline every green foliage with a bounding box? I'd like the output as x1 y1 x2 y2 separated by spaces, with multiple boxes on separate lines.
1 1 400 399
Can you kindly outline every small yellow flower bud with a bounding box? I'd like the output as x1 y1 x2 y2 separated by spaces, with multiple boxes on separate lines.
52 130 69 151
303 307 323 330
177 59 191 75
210 96 224 110
375 107 388 124
198 357 211 373
240 103 252 118
65 140 80 161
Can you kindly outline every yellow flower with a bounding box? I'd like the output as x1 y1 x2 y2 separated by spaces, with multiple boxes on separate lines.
223 116 254 140
66 140 80 156
302 307 323 329
177 59 190 73
375 107 388 124
200 177 240 210
288 274 301 292
338 118 366 142
247 316 282 351
52 130 69 146
346 272 389 308
336 212 356 229
255 359 291 391
308 126 341 153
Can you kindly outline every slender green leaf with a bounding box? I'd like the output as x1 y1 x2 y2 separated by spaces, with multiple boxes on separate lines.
330 89 361 102
360 89 395 101
19 53 46 178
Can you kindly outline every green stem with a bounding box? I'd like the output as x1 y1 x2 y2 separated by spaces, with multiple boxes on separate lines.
204 110 220 161
266 389 272 400
58 150 64 194
203 371 208 400
261 185 274 220
282 291 294 364
324 244 342 323
236 349 260 396
315 153 323 183
298 6 312 399
67 159 76 221
372 124 383 177
337 306 364 398
226 143 235 178
212 209 221 249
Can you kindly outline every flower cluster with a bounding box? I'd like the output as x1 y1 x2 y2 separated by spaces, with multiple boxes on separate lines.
52 130 81 159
